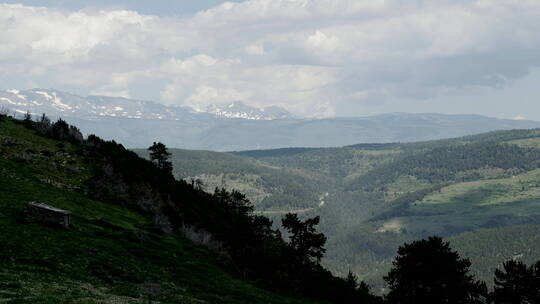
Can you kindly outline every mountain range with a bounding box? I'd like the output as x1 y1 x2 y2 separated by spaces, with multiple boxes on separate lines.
2 88 540 151
200 101 295 120
3 92 540 300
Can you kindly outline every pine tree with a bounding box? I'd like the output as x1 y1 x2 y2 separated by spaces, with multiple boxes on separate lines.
345 269 359 290
385 236 487 304
36 113 51 134
148 142 173 174
281 213 326 264
492 260 540 304
24 111 32 121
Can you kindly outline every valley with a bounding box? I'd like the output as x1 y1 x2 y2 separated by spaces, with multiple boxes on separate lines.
3 1 540 302
3 106 540 301
140 129 540 291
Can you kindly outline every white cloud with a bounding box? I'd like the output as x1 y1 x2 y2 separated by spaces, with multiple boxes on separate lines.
245 44 266 55
1 1 540 117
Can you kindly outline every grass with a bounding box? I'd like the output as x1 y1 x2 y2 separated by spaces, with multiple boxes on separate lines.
419 169 540 207
0 119 317 304
384 176 432 202
507 137 540 149
359 169 540 258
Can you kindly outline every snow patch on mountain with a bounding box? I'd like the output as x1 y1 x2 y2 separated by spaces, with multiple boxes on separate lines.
0 88 295 122
6 89 27 100
0 97 16 105
203 101 294 120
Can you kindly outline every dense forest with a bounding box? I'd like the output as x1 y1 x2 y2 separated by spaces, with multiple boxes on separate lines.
156 126 540 293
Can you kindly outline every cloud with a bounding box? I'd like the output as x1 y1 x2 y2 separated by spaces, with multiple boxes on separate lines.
1 1 540 117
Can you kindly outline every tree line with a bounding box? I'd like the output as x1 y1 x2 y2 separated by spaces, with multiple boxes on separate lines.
148 138 540 304
6 112 540 303
348 142 540 192
11 113 377 303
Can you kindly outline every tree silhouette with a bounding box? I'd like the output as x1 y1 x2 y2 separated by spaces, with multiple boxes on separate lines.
385 236 487 304
281 213 326 264
492 260 540 304
345 269 359 290
36 113 51 134
214 188 254 217
51 118 70 139
23 111 31 121
148 142 173 174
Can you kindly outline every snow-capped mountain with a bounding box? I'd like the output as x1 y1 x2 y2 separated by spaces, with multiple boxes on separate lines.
0 88 198 121
201 102 294 120
0 89 294 121
3 88 540 151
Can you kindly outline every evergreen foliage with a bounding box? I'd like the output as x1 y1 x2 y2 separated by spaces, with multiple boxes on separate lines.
23 111 31 122
148 141 173 174
36 113 51 134
385 236 488 304
0 117 318 303
143 129 540 290
348 142 540 191
492 260 540 304
282 213 327 265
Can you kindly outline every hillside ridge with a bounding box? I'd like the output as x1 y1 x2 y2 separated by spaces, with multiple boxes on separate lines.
0 114 378 303
156 127 540 291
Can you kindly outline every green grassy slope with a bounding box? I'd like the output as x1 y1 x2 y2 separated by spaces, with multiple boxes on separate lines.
158 128 540 291
0 118 316 303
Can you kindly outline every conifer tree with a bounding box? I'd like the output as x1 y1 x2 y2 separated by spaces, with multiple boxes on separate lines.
345 269 359 290
148 142 173 174
282 213 326 264
492 260 540 304
385 236 487 304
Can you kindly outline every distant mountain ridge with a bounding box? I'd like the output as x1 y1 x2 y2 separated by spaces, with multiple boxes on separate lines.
200 101 294 120
0 88 198 120
0 88 293 121
2 88 540 151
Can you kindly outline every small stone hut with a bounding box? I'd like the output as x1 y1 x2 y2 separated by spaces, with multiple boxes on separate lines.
25 202 71 228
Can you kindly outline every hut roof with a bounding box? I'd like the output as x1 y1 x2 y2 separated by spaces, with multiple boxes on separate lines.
28 202 71 215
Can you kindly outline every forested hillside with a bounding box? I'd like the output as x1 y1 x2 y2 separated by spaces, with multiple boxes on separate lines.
158 128 540 291
0 115 377 303
3 111 540 301
135 149 325 211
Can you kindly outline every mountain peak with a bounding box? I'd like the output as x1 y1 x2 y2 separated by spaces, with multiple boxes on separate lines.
202 101 294 120
0 88 295 121
0 88 196 120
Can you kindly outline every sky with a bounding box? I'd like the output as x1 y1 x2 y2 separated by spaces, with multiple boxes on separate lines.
1 0 540 119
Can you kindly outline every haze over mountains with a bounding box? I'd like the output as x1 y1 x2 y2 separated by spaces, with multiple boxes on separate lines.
2 88 540 151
